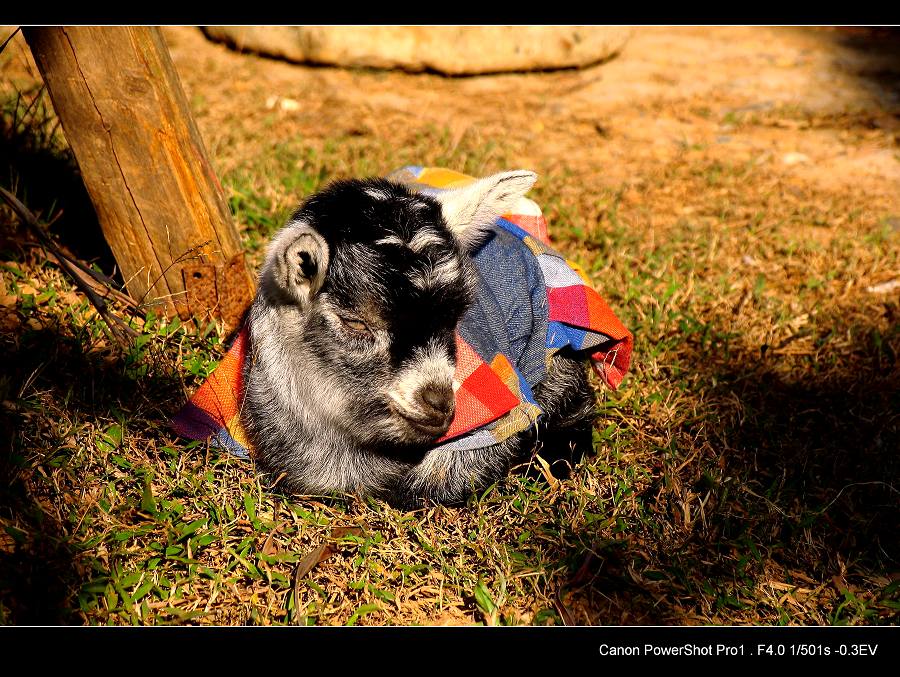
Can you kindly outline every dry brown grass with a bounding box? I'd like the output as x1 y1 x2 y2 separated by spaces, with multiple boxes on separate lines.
0 26 898 625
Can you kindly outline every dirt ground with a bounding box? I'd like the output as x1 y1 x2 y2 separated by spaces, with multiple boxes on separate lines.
161 26 898 207
4 26 897 255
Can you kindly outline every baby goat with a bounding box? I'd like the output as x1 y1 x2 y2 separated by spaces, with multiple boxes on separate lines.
242 171 597 508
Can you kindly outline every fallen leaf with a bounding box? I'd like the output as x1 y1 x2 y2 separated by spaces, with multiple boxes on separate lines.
291 541 336 622
789 570 818 585
261 532 279 556
294 542 337 581
553 588 575 626
59 291 82 306
331 526 365 540
832 575 850 595
569 552 600 586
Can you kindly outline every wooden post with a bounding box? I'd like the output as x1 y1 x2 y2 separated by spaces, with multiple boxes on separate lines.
23 26 254 328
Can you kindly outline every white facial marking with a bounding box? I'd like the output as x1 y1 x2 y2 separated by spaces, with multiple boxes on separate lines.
408 229 445 252
374 234 407 247
375 229 443 254
408 251 461 291
365 188 388 200
387 339 455 419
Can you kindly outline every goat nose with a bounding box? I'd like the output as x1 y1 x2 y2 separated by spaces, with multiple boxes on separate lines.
418 385 455 418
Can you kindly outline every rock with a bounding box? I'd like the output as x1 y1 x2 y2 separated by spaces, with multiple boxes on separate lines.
782 152 811 165
201 26 629 75
867 279 900 294
265 95 301 111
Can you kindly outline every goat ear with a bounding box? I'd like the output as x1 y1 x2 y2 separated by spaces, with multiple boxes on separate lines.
435 170 537 250
261 222 329 307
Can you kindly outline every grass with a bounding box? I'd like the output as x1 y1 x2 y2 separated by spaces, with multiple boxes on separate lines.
1 44 899 625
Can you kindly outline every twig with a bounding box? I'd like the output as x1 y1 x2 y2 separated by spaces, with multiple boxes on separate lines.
0 28 22 56
135 237 213 312
0 185 139 346
16 84 46 132
816 481 900 515
23 241 142 313
741 486 790 517
54 243 141 311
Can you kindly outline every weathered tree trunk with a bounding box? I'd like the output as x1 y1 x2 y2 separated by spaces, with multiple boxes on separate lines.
23 26 254 328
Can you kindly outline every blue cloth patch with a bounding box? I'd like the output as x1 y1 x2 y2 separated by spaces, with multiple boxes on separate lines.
457 223 549 389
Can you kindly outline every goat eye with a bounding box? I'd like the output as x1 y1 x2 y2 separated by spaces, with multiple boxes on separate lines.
340 317 370 334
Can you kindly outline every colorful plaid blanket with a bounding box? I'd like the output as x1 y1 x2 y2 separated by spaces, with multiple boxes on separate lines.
172 167 633 458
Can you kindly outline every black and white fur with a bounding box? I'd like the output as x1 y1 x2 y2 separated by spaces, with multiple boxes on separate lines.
242 171 595 508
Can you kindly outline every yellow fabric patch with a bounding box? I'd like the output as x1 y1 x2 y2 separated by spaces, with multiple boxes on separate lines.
522 236 545 257
416 167 477 189
226 415 251 452
567 259 593 285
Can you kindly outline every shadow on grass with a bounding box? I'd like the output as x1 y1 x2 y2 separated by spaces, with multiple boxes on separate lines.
0 85 117 273
829 27 900 89
0 326 185 624
0 481 83 624
554 305 899 624
0 82 173 623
